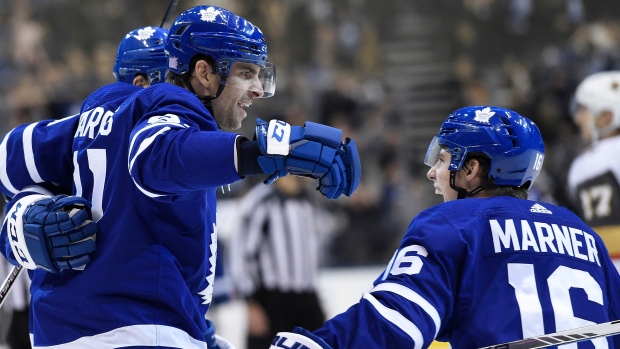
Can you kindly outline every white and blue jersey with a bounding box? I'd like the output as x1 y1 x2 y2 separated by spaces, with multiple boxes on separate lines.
1 82 141 262
313 197 620 349
0 82 141 200
1 82 242 348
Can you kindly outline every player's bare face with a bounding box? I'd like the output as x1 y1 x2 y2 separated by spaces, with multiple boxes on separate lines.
426 149 458 202
212 63 264 131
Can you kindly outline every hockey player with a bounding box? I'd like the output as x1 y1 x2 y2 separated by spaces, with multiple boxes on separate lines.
567 71 620 270
113 26 169 87
1 25 170 274
271 106 620 349
1 5 360 349
0 24 170 348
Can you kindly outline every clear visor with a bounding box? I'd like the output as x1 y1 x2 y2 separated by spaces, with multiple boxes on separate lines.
424 136 442 167
223 62 276 98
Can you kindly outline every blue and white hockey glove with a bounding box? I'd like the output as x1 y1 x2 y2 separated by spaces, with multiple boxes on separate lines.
7 194 98 273
255 118 361 199
204 319 236 349
270 327 333 349
321 137 361 198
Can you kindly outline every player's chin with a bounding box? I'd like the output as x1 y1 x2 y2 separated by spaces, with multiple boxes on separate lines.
219 114 244 131
236 110 247 125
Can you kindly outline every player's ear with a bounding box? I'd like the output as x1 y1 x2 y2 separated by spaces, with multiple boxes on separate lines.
194 60 216 81
595 110 613 129
133 75 149 88
193 60 219 94
463 158 482 179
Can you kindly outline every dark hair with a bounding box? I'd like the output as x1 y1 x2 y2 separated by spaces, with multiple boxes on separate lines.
165 53 217 87
464 154 529 199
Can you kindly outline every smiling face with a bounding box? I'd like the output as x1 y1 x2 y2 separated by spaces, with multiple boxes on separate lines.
211 62 264 131
426 148 459 202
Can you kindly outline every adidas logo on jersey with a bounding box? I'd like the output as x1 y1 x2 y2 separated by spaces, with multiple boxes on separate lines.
530 203 552 214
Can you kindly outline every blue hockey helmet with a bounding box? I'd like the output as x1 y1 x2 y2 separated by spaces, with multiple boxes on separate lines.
425 106 545 189
165 5 275 98
113 26 169 84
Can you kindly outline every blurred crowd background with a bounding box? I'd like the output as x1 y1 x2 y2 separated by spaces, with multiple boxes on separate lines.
1 0 619 267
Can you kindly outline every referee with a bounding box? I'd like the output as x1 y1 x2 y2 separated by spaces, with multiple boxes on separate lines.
229 175 337 349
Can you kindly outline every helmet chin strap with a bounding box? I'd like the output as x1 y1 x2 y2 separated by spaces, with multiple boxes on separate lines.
449 171 494 200
180 72 225 116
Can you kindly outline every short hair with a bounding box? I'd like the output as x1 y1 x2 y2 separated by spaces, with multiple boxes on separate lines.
165 54 217 87
464 154 529 199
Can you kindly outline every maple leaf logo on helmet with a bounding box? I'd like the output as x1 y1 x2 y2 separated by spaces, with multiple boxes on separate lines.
134 26 156 41
200 7 222 22
474 107 495 123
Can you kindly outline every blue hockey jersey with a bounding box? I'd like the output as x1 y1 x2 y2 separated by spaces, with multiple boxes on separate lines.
0 82 242 348
313 196 620 349
0 82 141 200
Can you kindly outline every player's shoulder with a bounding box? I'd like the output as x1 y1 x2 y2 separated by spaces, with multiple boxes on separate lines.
418 197 503 220
599 135 620 148
447 196 578 221
134 84 220 130
571 136 620 168
412 197 582 234
139 82 192 100
131 83 206 113
405 197 583 253
81 82 141 112
405 199 490 240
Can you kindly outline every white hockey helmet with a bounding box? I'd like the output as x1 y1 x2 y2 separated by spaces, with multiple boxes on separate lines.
574 71 620 141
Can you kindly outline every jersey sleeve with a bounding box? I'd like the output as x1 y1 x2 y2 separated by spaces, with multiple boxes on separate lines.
313 209 466 349
126 91 243 199
0 116 78 198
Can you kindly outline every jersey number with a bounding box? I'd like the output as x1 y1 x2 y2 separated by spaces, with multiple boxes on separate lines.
579 184 612 221
388 245 428 276
508 263 607 349
73 149 106 221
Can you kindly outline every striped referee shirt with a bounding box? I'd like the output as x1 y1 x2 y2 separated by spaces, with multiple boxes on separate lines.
228 183 335 296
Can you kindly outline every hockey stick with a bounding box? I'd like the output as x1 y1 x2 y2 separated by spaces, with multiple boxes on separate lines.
479 320 620 349
159 0 180 28
0 265 24 309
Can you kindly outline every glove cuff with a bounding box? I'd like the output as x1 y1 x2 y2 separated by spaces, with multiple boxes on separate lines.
5 194 51 270
236 137 266 177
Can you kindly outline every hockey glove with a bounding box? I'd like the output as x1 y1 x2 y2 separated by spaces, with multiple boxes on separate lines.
255 118 361 199
319 138 361 198
204 319 236 349
7 194 98 273
270 327 333 349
